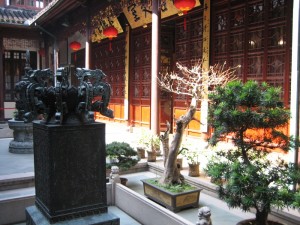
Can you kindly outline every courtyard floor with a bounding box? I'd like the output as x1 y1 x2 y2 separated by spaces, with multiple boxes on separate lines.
0 121 298 225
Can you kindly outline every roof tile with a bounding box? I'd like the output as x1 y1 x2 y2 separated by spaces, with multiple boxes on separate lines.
0 7 37 25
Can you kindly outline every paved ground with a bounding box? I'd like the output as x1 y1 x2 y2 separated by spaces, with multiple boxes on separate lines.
0 121 297 225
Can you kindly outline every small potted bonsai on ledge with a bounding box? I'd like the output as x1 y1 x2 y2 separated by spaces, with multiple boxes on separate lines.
106 141 139 172
137 129 160 162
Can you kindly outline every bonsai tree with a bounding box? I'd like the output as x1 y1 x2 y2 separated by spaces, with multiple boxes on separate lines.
157 62 236 185
206 80 300 225
106 141 139 170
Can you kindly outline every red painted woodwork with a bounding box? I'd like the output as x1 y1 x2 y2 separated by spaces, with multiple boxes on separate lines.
211 0 292 107
92 34 126 123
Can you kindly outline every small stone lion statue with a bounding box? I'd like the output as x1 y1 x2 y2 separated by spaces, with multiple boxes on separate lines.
109 166 121 183
196 206 212 225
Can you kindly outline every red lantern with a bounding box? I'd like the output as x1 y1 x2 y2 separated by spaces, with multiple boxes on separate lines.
38 48 45 57
174 0 196 30
103 26 118 51
69 41 81 63
69 41 81 51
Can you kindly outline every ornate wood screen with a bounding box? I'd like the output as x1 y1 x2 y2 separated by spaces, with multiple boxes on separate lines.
92 35 126 122
211 0 292 106
130 27 152 127
130 26 174 129
4 50 37 101
173 8 204 136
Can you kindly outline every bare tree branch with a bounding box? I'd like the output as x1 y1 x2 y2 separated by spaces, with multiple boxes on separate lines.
158 61 238 101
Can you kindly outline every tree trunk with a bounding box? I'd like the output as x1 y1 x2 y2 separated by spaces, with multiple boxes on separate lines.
160 121 170 166
159 98 197 185
255 208 269 225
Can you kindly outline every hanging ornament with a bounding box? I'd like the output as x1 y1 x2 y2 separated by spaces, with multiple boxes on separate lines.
103 26 118 51
70 41 81 51
174 0 196 30
69 41 81 62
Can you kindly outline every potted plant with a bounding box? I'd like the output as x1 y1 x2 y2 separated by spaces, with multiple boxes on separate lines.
146 134 159 162
139 62 235 211
151 134 161 156
137 129 160 162
106 141 139 172
206 80 300 225
179 146 200 177
136 129 150 159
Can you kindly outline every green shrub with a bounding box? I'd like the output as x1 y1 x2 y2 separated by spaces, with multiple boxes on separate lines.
106 141 139 170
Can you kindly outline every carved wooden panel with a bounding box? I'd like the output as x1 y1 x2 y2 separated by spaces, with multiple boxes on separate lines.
130 28 152 127
211 0 292 105
92 35 126 122
172 9 203 136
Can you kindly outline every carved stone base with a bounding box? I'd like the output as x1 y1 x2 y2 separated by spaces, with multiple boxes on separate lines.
8 119 33 154
29 122 118 223
26 205 120 225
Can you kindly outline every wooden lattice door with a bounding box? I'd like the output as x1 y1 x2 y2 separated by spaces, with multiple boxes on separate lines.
92 35 126 122
130 28 152 127
211 0 292 106
173 8 204 136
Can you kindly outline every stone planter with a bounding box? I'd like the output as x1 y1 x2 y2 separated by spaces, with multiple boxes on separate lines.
142 178 202 212
236 219 286 225
8 119 33 154
188 163 200 177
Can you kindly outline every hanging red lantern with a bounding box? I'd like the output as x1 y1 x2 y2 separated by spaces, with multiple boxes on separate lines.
69 41 81 51
174 0 196 30
103 26 118 51
69 41 81 62
38 48 45 57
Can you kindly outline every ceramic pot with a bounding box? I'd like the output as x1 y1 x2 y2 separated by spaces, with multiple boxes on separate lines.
188 163 200 177
147 151 156 162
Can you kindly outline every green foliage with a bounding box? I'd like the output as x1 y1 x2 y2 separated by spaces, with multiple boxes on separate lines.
178 140 201 165
205 149 299 213
106 141 139 170
292 190 300 208
208 80 290 148
179 147 199 165
206 80 300 224
147 179 196 193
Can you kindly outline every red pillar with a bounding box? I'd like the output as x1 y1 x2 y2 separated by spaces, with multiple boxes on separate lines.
151 0 161 135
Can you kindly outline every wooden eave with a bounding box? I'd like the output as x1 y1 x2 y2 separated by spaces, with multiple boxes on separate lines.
28 0 88 27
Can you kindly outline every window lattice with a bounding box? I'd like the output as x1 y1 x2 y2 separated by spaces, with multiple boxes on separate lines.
212 0 290 105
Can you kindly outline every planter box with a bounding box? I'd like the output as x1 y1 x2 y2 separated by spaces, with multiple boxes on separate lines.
141 179 202 212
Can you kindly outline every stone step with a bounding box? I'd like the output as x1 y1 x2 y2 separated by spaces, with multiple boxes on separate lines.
0 172 34 191
0 187 35 225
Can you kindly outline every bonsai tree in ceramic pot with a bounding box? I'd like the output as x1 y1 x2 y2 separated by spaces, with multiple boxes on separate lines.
106 141 139 171
157 61 236 185
205 80 300 225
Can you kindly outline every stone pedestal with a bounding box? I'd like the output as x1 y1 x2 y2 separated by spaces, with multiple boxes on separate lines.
8 119 33 154
26 122 119 225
